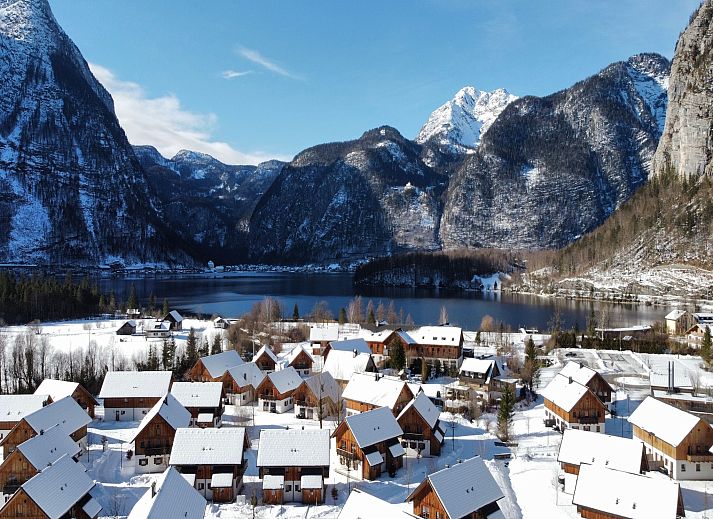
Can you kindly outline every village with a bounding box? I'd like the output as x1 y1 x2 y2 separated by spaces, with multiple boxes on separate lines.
0 305 710 519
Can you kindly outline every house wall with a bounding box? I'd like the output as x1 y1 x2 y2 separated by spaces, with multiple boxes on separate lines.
0 489 95 519
410 483 449 519
397 405 442 457
262 488 283 505
72 386 97 419
133 414 176 474
103 397 162 422
289 351 313 377
257 378 295 413
255 354 276 373
0 450 38 501
334 423 402 480
228 385 255 406
586 374 613 405
544 391 606 434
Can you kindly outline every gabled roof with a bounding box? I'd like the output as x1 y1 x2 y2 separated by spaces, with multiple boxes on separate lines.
398 392 441 430
557 361 608 389
99 371 172 399
628 396 702 447
131 394 191 443
409 326 462 347
22 396 91 437
309 324 340 342
557 429 644 474
343 407 402 448
22 454 95 519
254 345 279 364
339 489 418 518
35 379 96 405
539 374 592 412
169 427 246 466
303 371 340 403
328 338 370 355
146 321 171 332
256 429 330 467
323 350 374 382
572 465 680 519
360 328 397 343
0 394 50 422
17 424 81 470
198 350 244 378
406 457 504 519
226 362 265 389
164 310 183 322
263 367 303 395
459 358 498 379
342 372 410 409
282 343 314 366
170 382 223 409
665 309 687 321
128 467 206 519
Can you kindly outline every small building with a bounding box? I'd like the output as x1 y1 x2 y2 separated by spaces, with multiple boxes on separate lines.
293 371 341 420
131 394 191 474
628 396 713 480
400 325 464 373
0 395 51 441
540 374 606 433
145 321 172 339
256 367 304 413
557 361 613 408
225 363 265 406
361 329 400 364
99 370 173 421
256 429 330 504
169 427 248 502
162 310 184 331
665 309 695 336
0 396 91 458
253 345 279 373
685 323 710 349
186 350 244 387
342 372 414 416
34 379 98 419
116 320 137 336
572 464 684 519
406 456 505 519
127 467 206 519
332 406 405 480
339 488 418 518
280 344 314 377
442 382 473 413
397 392 445 457
693 312 713 326
323 338 371 359
309 324 340 356
458 357 512 404
322 349 377 389
213 316 230 329
0 454 101 519
170 382 224 427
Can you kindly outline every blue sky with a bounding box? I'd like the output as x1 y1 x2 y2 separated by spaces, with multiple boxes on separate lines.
50 0 700 164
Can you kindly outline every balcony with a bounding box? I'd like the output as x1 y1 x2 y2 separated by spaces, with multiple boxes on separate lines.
402 432 424 441
2 483 20 495
687 448 713 462
259 394 278 401
577 415 600 425
336 448 358 461
141 446 171 456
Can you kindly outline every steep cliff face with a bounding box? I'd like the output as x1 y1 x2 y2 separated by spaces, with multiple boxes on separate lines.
439 53 670 250
0 0 191 266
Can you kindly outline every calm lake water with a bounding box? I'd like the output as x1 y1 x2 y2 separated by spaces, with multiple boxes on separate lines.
98 272 668 330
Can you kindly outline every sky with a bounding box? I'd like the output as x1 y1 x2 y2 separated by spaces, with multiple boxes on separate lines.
50 0 700 165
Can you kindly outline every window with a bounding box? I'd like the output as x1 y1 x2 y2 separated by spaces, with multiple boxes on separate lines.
421 505 430 519
681 464 686 472
697 464 701 472
154 457 163 465
139 459 148 466
295 485 300 492
286 485 292 492
198 483 204 490
121 410 126 415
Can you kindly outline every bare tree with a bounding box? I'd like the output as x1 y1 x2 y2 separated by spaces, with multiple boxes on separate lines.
346 296 363 324
439 305 449 325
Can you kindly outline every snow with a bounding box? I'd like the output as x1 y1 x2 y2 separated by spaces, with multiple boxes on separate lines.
627 396 701 447
198 350 244 378
170 382 223 409
256 429 330 468
131 394 190 442
342 372 409 409
344 407 402 448
99 371 173 399
128 467 206 519
17 424 81 470
263 367 303 395
557 429 644 475
24 396 91 436
169 428 247 466
23 454 95 519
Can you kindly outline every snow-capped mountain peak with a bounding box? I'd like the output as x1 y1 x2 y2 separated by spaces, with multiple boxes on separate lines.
416 86 518 152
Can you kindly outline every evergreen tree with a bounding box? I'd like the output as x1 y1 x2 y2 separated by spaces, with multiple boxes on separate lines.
199 337 209 358
702 326 712 364
127 284 138 310
338 308 347 326
148 292 156 315
108 292 117 313
498 384 515 441
292 303 300 321
391 341 406 372
367 307 376 325
475 330 481 344
161 337 176 370
420 360 430 383
162 298 170 316
185 328 199 366
523 337 541 392
211 334 222 355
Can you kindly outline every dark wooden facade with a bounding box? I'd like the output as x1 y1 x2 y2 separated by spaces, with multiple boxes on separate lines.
410 479 500 519
545 389 606 431
70 385 98 419
397 403 442 456
333 422 403 480
2 421 87 459
288 350 313 372
256 376 298 402
0 451 39 497
134 413 177 458
254 351 277 372
0 489 95 519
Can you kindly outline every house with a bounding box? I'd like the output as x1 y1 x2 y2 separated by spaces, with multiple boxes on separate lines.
361 329 400 364
253 345 279 373
169 427 248 502
628 396 713 480
693 312 713 326
442 382 473 413
213 316 230 329
0 454 101 519
397 392 445 457
339 489 418 518
342 372 414 416
540 374 607 433
323 338 371 359
280 344 314 377
162 310 184 331
572 464 684 519
170 382 224 427
34 379 98 418
400 325 464 373
557 361 613 408
256 367 304 413
99 370 173 421
186 350 244 387
332 406 405 480
406 456 505 519
322 349 377 389
128 466 206 519
116 320 137 335
145 321 172 339
225 363 265 406
309 323 340 356
1 396 91 458
0 395 51 441
685 323 710 349
556 429 648 494
458 357 513 404
293 371 341 420
131 394 191 474
0 424 80 502
256 429 330 504
666 309 695 335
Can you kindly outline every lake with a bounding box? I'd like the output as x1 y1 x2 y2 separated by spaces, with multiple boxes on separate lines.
98 271 668 331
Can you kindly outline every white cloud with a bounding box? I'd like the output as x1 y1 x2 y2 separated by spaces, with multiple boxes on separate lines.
90 63 285 165
221 69 253 79
237 46 303 80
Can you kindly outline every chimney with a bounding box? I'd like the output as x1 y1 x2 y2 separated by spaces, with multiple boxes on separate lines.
568 376 573 384
151 481 157 497
353 349 358 358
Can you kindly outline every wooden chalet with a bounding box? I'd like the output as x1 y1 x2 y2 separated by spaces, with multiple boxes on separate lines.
162 310 184 331
332 406 405 480
541 374 606 433
361 329 400 360
308 324 340 356
280 344 314 377
213 316 230 329
225 362 265 406
665 309 695 336
256 429 330 504
558 361 613 408
458 357 513 404
406 457 504 519
186 350 244 393
397 392 445 457
116 320 137 335
342 372 414 416
127 467 206 519
686 323 710 349
0 395 51 441
256 367 303 413
99 370 173 421
340 489 419 518
322 349 377 389
253 345 279 373
34 379 98 418
293 371 340 420
170 382 224 427
628 396 713 480
169 427 248 503
131 394 191 474
398 326 464 373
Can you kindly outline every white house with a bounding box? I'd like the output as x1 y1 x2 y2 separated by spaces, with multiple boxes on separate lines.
99 370 173 421
128 467 206 519
225 362 265 406
256 367 304 414
322 349 377 388
145 321 172 339
170 382 224 427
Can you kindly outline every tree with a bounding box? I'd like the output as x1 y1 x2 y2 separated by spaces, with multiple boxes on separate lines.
421 359 430 383
366 303 376 326
127 284 138 310
702 326 712 364
346 296 363 324
522 337 541 394
185 328 199 367
162 298 170 316
480 315 495 332
161 337 176 370
292 304 300 321
338 308 347 326
497 384 515 441
391 340 406 372
211 334 222 355
199 337 209 358
439 305 449 325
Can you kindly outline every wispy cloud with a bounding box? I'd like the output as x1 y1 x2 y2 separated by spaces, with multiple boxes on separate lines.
221 69 253 80
90 63 287 165
237 46 303 80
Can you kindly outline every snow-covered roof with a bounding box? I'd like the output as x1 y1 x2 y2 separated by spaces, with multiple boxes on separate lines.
198 350 244 378
17 424 81 470
197 413 213 423
226 362 265 389
539 374 591 412
263 474 284 490
23 396 91 436
344 407 403 448
146 321 171 332
309 323 339 342
254 345 279 364
128 467 206 519
665 309 687 321
328 338 370 355
322 350 374 382
301 474 323 489
360 329 396 343
131 394 191 443
99 371 172 399
263 367 303 395
407 457 504 519
459 358 498 379
557 361 599 386
169 427 246 466
0 394 50 422
34 379 93 404
303 371 340 403
397 392 441 429
572 465 680 519
694 313 713 324
339 489 417 518
256 429 330 467
210 472 233 488
342 372 410 409
22 454 95 519
283 343 313 365
628 396 701 447
170 382 223 409
165 310 183 322
557 429 644 474
409 326 462 346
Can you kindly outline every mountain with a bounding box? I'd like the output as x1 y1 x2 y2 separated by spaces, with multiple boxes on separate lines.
439 53 670 251
134 146 284 263
0 0 192 266
416 87 518 153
